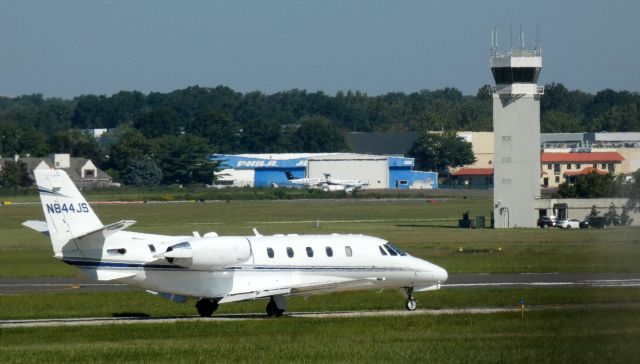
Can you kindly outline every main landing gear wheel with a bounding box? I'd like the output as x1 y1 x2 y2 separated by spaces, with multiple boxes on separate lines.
405 297 417 311
195 299 218 317
405 287 417 311
266 298 285 317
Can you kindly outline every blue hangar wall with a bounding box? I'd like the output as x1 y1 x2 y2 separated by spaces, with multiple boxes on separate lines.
211 154 306 187
211 154 438 189
388 157 438 189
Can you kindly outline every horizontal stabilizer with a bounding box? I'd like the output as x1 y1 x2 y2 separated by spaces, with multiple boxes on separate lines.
22 220 49 235
75 220 137 240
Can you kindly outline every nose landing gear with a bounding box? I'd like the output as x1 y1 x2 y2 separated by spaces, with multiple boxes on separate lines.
405 287 417 311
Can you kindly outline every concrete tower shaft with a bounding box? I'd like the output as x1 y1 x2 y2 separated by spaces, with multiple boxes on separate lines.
491 48 543 228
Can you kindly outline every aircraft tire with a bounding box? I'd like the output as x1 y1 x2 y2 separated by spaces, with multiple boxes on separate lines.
196 299 218 317
266 300 285 317
405 298 417 311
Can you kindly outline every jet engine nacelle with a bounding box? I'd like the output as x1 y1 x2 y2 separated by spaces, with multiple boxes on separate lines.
165 236 251 269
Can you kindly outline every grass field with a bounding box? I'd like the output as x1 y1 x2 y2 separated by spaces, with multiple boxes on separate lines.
2 308 639 363
2 197 639 363
2 198 639 277
2 287 640 320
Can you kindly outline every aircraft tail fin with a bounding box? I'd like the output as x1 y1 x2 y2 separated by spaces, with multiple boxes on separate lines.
33 169 104 255
284 171 295 180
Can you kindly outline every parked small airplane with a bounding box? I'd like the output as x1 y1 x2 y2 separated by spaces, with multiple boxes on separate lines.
24 169 447 317
284 171 369 192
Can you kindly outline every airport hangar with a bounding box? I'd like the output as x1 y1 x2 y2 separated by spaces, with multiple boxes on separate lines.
210 153 438 189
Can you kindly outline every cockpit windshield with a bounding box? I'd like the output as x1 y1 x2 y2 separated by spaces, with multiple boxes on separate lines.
385 242 407 256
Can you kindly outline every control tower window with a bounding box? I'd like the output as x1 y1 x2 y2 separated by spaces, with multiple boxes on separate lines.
491 67 540 84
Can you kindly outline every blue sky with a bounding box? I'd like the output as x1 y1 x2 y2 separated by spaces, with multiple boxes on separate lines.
1 0 638 98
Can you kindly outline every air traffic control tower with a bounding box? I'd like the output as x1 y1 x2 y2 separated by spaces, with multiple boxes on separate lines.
491 39 543 228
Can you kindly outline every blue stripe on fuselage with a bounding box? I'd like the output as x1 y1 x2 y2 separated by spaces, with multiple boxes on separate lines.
61 259 409 273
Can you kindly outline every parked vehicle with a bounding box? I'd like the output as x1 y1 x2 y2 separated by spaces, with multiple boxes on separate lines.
556 219 581 229
537 215 557 228
589 216 608 229
579 220 590 229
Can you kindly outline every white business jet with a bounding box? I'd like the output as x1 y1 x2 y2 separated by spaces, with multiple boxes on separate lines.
24 169 447 317
321 173 369 192
284 171 368 193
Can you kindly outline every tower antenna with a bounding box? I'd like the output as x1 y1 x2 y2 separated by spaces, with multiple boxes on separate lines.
510 24 513 49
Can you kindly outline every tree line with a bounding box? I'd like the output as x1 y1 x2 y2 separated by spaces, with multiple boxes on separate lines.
0 84 638 185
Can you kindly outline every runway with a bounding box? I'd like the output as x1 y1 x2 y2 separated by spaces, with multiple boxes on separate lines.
2 302 639 328
2 273 640 295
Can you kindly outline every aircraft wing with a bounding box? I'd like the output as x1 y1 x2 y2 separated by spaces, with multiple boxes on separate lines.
218 288 292 304
218 277 379 303
289 277 378 295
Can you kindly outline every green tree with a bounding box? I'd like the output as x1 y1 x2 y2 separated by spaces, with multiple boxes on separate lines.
292 116 349 152
556 172 619 198
0 121 48 156
185 108 240 153
541 111 582 133
154 134 214 184
49 130 104 166
407 131 476 173
122 158 163 186
133 107 182 138
106 125 153 173
0 160 34 188
239 118 283 153
625 169 640 212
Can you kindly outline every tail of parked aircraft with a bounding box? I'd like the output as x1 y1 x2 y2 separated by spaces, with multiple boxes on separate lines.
285 171 295 180
29 169 104 255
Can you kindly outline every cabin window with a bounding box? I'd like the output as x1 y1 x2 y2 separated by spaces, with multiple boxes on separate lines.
287 247 294 258
325 246 333 257
576 163 581 169
345 246 353 257
148 244 156 253
379 246 387 256
267 247 274 258
107 248 126 255
306 247 314 257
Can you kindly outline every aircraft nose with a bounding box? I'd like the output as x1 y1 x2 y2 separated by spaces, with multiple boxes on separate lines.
435 265 448 283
